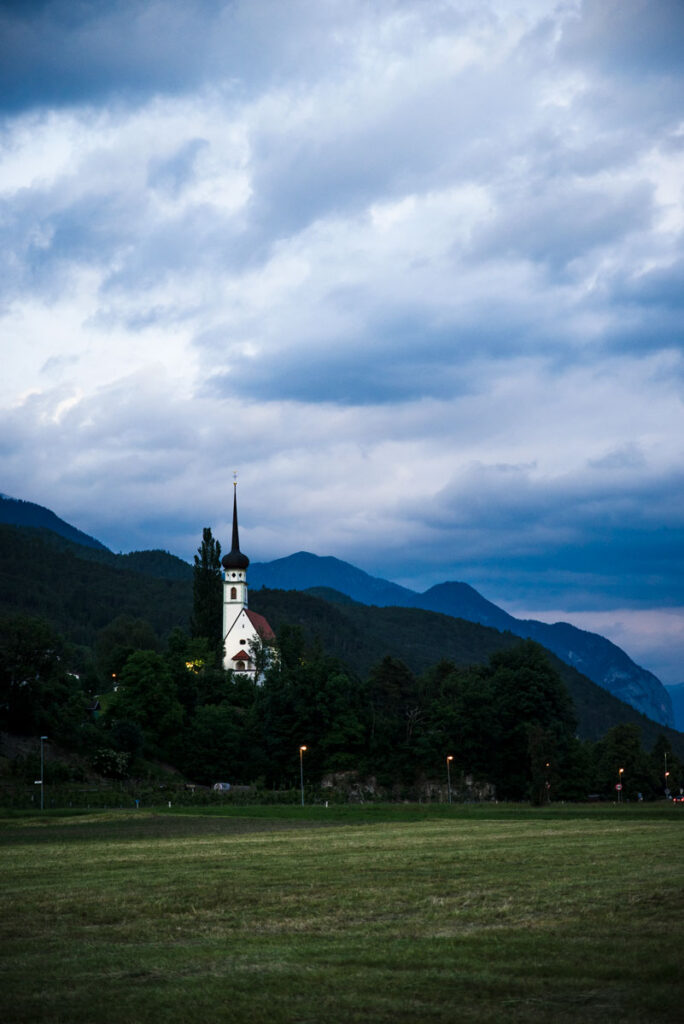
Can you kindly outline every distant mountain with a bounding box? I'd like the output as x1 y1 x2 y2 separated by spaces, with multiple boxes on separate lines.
251 551 417 606
250 552 674 728
0 495 107 551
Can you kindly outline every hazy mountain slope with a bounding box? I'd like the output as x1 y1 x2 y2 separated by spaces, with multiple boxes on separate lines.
0 495 107 550
419 581 515 630
251 552 673 728
666 684 684 732
251 551 418 606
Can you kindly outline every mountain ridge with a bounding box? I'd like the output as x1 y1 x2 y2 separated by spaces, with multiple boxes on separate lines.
0 495 107 551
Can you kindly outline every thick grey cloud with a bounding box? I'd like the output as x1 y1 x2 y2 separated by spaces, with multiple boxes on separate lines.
0 0 225 111
559 0 684 76
419 459 684 606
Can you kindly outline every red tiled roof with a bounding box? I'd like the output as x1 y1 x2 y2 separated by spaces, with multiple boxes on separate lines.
246 609 275 640
231 650 250 661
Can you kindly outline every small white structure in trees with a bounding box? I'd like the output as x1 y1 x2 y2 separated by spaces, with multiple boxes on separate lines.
221 483 275 680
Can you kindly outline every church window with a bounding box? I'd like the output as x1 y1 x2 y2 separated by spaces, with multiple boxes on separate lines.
231 587 237 600
236 661 245 671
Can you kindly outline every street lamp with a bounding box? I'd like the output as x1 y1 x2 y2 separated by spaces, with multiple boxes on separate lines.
618 767 624 803
665 752 670 798
40 736 48 811
299 746 307 807
446 755 454 805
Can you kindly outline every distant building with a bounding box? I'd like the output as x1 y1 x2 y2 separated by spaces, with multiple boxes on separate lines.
221 483 275 680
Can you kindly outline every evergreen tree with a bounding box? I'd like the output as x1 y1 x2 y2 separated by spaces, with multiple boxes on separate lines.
592 723 652 799
0 614 91 743
95 614 159 683
486 641 577 801
105 650 183 760
191 527 223 656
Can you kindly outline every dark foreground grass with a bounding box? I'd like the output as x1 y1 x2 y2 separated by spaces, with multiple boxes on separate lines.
1 804 682 1023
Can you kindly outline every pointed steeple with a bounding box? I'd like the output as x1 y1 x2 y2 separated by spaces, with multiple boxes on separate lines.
222 482 250 570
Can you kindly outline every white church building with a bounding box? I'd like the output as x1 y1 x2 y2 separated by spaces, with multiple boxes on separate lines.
222 484 275 679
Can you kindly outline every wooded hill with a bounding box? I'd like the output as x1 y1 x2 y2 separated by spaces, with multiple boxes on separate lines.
0 524 192 646
2 521 683 758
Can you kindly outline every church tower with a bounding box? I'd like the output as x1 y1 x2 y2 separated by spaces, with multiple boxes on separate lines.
221 483 275 678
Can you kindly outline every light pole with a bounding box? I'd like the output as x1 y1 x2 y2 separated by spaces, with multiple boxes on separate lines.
299 746 307 807
40 736 48 811
446 755 454 805
618 767 624 803
665 751 670 798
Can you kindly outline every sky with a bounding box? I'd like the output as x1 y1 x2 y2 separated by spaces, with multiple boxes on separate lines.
1 0 683 685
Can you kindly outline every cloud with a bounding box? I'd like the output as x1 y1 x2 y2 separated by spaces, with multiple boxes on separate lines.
558 0 684 77
0 0 222 112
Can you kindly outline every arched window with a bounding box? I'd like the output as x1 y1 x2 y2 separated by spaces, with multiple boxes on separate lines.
230 587 237 600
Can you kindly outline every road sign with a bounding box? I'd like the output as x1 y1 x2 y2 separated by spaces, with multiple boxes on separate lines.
615 783 623 791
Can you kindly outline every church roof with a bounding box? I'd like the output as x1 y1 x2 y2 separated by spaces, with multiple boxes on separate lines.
222 483 250 570
246 609 275 640
231 650 250 661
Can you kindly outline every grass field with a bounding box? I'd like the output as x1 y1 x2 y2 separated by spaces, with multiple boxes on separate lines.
1 804 682 1023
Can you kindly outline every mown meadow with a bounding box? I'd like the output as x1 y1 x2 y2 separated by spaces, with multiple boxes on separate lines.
1 803 682 1023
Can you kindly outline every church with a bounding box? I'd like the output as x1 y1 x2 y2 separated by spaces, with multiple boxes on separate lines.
221 484 275 679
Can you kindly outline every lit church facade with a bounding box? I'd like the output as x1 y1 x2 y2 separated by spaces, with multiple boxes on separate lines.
222 485 275 679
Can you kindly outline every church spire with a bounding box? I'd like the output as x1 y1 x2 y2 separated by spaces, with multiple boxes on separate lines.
222 480 250 570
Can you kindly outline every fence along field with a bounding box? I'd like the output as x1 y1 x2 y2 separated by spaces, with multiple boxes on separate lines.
0 803 682 1023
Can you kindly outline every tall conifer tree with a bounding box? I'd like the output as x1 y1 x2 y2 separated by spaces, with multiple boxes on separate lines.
191 527 223 654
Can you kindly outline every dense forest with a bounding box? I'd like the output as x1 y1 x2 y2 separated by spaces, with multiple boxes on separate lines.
1 524 682 802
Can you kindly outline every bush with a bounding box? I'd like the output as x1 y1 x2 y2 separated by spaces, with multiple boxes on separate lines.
90 748 131 780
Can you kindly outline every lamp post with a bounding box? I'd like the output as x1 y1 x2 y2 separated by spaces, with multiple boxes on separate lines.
446 755 454 805
665 750 670 798
618 767 624 803
40 736 48 811
299 746 307 807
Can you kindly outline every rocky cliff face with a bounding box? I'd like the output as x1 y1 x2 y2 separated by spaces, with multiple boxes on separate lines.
502 618 672 728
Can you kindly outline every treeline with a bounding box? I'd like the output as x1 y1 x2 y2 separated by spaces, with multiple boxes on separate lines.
0 612 679 803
